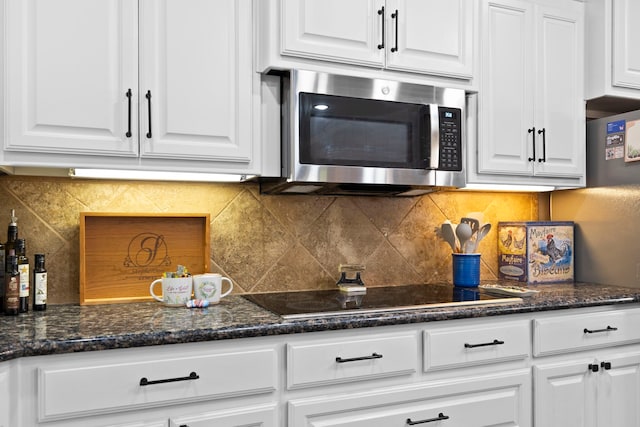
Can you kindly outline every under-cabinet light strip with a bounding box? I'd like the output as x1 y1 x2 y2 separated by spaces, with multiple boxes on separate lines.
69 168 254 183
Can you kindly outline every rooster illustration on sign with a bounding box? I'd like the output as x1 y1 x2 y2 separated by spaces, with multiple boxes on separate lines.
531 233 569 265
544 233 567 262
500 229 525 250
501 230 513 248
513 234 525 249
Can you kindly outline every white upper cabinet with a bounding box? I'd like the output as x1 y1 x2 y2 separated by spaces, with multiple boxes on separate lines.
281 0 385 68
259 0 475 81
3 0 258 173
534 2 585 179
586 0 640 100
384 0 473 79
471 0 585 188
139 0 253 163
478 0 535 177
612 0 640 90
5 0 139 157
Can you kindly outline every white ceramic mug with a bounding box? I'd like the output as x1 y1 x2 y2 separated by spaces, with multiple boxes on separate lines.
149 277 193 306
193 273 233 304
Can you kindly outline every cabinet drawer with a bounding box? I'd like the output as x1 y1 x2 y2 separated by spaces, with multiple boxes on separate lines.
287 334 417 389
533 308 640 356
289 371 531 426
423 320 530 371
38 348 277 422
169 403 277 427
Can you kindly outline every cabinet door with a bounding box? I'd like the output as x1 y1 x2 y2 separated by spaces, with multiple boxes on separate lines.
613 0 640 89
478 0 534 176
534 361 596 427
5 0 138 157
598 354 640 427
169 404 277 427
139 0 254 162
385 0 473 79
0 364 9 427
280 0 385 67
534 2 584 178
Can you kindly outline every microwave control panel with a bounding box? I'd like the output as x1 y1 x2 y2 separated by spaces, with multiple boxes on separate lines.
438 107 462 171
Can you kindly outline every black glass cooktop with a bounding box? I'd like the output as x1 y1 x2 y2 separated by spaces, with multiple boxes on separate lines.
243 284 520 319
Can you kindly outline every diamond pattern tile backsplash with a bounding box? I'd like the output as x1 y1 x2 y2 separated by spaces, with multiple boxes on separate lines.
0 176 541 304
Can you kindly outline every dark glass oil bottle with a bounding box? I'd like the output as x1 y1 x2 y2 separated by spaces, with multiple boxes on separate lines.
0 241 5 313
33 254 47 311
5 255 19 315
16 238 29 313
5 209 18 258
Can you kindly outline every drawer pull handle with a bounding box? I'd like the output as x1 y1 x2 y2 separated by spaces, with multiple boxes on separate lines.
335 353 383 363
601 361 612 370
407 413 449 424
139 371 199 386
583 326 618 334
464 339 504 349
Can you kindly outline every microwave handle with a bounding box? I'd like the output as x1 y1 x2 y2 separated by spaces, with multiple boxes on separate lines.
429 104 440 169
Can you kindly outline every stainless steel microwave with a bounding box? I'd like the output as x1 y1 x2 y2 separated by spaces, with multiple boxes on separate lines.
260 70 468 196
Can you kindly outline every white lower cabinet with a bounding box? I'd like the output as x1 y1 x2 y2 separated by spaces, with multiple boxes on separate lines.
169 404 278 427
287 333 418 389
0 362 11 427
285 320 531 426
533 307 640 357
423 319 530 371
534 353 640 427
11 305 640 426
597 353 640 427
16 340 279 426
288 371 531 426
534 358 597 427
38 350 275 421
532 307 640 427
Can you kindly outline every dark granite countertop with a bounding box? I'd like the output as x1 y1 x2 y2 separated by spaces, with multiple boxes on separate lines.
1 282 639 362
